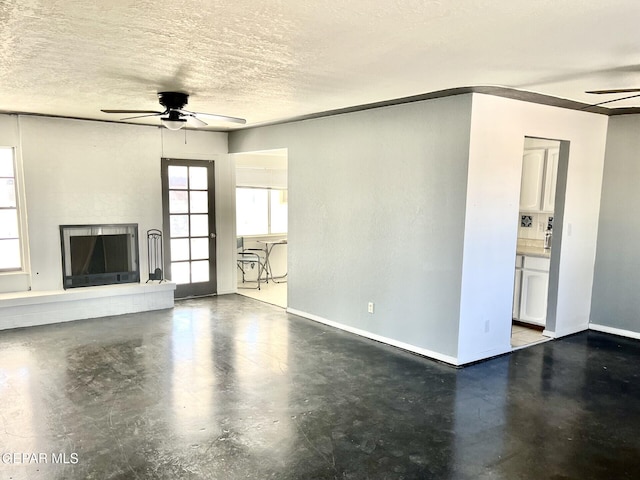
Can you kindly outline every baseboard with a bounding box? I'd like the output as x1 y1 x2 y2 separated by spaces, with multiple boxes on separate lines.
552 324 589 338
286 307 459 366
455 345 513 366
217 289 237 296
589 323 640 341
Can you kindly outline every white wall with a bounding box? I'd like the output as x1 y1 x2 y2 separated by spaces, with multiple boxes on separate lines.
19 116 163 291
230 95 473 363
590 114 640 336
6 116 230 294
457 94 608 364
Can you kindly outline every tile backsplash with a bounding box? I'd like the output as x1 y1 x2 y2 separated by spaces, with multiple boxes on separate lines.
518 212 554 240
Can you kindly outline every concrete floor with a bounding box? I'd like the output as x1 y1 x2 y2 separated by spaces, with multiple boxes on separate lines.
1 294 639 479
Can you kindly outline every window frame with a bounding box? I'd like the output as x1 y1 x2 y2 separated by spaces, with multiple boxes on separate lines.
0 146 24 273
235 186 288 236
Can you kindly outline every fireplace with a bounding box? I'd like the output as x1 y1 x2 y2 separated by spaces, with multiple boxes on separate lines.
60 224 140 289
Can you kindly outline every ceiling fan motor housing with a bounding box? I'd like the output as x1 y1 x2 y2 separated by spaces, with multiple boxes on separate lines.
158 92 189 110
165 110 184 121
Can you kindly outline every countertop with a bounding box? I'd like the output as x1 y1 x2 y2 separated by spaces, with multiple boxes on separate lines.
516 242 551 259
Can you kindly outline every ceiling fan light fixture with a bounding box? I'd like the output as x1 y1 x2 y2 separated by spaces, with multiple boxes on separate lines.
162 117 187 130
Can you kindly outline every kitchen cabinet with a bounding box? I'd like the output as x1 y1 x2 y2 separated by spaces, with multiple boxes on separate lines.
519 149 545 211
513 255 550 326
520 147 558 213
519 269 549 325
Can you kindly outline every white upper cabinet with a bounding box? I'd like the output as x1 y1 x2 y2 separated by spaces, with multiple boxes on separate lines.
519 149 545 211
519 147 559 213
542 148 559 212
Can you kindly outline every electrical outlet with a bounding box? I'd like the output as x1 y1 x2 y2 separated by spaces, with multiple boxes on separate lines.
367 302 374 314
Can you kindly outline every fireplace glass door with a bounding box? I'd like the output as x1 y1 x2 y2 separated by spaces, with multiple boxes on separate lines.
60 224 139 288
161 159 217 298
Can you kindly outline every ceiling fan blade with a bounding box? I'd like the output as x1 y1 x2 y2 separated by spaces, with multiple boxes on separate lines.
120 113 163 120
583 92 640 109
586 88 640 95
182 110 246 124
185 115 208 127
101 109 162 114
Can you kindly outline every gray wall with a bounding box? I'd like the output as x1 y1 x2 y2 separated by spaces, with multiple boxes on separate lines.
230 95 473 360
591 114 640 333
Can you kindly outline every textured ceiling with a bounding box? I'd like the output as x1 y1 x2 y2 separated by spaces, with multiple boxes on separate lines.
1 0 640 130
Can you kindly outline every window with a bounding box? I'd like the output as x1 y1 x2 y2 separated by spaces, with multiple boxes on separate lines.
236 187 288 236
0 147 21 271
269 189 288 234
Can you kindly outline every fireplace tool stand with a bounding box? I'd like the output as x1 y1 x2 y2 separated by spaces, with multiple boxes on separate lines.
146 229 165 283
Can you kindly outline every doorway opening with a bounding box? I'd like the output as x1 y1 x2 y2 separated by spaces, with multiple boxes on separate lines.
511 137 567 349
232 149 288 309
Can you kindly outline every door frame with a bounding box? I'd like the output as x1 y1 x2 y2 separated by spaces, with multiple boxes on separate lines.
161 158 217 298
511 137 569 345
543 139 570 337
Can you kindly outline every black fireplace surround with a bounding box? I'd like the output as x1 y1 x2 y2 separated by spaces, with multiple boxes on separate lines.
60 224 140 289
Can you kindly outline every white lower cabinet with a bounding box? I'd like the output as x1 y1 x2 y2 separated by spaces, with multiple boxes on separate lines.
513 255 550 326
519 270 549 325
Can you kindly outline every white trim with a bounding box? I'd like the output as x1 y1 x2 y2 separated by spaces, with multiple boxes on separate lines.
455 345 513 365
217 289 237 296
286 308 460 366
552 324 588 338
589 323 640 341
542 329 555 338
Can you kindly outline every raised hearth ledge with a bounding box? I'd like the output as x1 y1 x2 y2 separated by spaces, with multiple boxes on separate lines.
0 282 176 331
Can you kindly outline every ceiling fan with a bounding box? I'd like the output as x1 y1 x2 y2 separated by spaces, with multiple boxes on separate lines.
101 92 246 130
584 88 640 109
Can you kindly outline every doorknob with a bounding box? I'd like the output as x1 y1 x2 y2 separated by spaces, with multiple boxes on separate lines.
210 233 216 238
